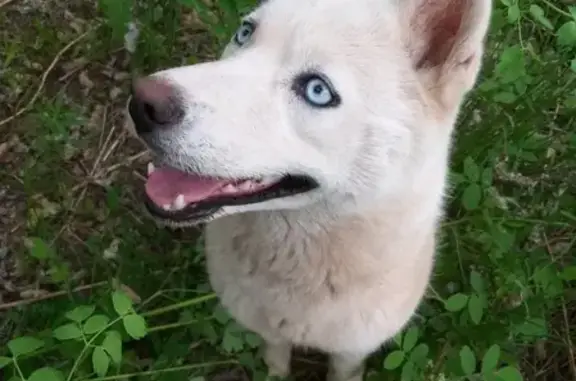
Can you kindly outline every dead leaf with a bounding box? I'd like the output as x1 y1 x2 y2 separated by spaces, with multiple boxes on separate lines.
79 71 94 92
124 22 140 54
103 238 120 260
86 105 104 133
109 87 122 100
0 142 8 158
113 72 131 81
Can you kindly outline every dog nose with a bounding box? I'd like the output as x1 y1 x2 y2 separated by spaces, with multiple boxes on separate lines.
129 77 184 134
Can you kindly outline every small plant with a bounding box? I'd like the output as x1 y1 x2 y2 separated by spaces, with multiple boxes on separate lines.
0 290 236 381
0 290 147 381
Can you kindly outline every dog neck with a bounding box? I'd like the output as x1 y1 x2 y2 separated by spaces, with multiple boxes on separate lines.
235 177 446 245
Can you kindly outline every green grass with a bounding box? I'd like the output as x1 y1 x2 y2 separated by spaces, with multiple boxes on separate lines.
0 0 575 380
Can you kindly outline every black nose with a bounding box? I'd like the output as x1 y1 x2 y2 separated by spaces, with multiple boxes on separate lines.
129 77 184 134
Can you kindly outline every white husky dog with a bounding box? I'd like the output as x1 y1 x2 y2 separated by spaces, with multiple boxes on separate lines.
127 0 492 379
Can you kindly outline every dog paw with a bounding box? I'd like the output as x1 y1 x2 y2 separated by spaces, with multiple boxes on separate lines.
266 366 289 379
326 374 363 381
263 342 291 379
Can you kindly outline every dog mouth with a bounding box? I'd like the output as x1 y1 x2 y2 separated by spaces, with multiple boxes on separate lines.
143 163 319 222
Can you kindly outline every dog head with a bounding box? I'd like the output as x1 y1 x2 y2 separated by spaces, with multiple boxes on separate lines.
128 0 492 227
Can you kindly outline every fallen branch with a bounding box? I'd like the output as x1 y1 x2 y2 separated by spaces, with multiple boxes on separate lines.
0 0 16 8
561 300 576 381
0 281 107 311
0 29 92 127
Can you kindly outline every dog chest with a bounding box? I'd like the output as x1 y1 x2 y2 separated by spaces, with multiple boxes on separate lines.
203 214 433 354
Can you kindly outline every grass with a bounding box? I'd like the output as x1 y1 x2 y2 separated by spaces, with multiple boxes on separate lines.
0 0 575 380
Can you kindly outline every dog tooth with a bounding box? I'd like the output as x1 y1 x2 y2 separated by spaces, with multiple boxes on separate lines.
162 203 172 211
147 162 155 176
222 184 236 193
261 176 276 185
173 194 186 210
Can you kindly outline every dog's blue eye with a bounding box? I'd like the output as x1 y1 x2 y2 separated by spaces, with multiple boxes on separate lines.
304 78 333 106
294 74 340 108
234 21 255 46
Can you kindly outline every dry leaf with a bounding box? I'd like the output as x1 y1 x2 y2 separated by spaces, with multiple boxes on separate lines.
124 22 140 54
103 238 120 260
0 142 8 158
109 87 122 100
114 72 131 81
79 71 94 91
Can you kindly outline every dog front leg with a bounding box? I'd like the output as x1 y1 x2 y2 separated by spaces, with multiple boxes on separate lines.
263 341 292 378
327 351 366 381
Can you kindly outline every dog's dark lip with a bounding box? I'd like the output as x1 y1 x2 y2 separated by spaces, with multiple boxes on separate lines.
143 174 319 223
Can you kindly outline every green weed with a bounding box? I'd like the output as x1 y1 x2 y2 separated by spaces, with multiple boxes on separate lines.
1 0 574 380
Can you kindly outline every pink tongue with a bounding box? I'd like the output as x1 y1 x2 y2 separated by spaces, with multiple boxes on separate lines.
145 167 229 207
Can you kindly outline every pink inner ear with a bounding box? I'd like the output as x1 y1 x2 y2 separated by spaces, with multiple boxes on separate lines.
415 0 466 69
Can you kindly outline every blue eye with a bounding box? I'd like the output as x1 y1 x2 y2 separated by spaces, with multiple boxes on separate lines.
294 74 340 108
234 21 255 46
305 78 333 106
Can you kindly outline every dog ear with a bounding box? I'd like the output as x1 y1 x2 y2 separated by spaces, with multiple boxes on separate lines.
401 0 492 107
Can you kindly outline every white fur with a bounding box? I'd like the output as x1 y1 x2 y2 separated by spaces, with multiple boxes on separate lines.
134 0 492 379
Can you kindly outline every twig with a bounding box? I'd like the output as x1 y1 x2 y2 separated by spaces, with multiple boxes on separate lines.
132 169 146 181
104 150 148 174
99 135 123 165
141 293 217 318
0 0 15 8
92 119 115 175
429 340 450 379
0 29 92 127
542 232 576 380
561 300 576 381
147 319 201 333
96 105 110 153
539 0 572 18
0 281 107 311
